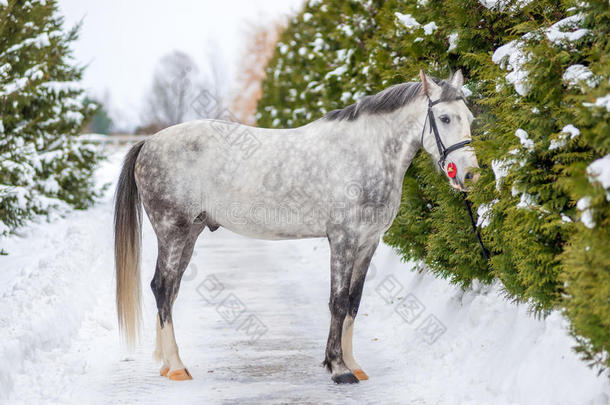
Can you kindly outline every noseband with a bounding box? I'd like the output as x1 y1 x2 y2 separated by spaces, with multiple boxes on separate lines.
421 97 471 172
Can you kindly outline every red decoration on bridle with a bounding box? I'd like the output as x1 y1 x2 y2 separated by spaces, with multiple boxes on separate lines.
446 162 457 178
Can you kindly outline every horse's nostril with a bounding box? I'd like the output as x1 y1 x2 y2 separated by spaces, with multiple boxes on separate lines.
465 172 473 180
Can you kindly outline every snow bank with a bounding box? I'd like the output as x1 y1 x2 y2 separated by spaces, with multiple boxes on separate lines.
2 148 609 404
0 150 121 401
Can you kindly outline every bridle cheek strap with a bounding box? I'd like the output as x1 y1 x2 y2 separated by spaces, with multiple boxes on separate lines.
425 97 490 260
424 97 471 170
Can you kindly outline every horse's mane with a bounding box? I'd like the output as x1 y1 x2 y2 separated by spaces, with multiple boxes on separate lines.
325 78 462 121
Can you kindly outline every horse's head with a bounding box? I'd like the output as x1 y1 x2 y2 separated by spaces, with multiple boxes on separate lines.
419 70 479 191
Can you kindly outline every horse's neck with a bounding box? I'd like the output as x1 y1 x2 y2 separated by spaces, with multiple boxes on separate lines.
348 103 426 181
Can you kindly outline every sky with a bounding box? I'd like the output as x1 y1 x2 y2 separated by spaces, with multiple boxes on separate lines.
58 0 304 131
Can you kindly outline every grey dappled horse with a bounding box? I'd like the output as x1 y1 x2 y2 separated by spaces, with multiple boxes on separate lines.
114 71 479 383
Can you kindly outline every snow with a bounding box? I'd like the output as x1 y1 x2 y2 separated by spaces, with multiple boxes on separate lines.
338 23 353 37
546 14 589 44
577 196 595 228
562 124 581 138
1 146 609 404
64 110 84 124
478 0 532 11
563 64 597 88
340 91 352 104
325 65 348 79
479 0 509 10
336 48 353 63
491 157 515 190
549 124 580 151
40 177 60 194
4 33 50 54
395 13 420 31
1 77 29 95
587 154 610 199
311 37 326 52
515 128 534 150
492 40 530 96
41 81 83 93
584 94 610 112
476 200 497 228
0 63 11 77
448 32 458 51
516 192 537 210
549 139 564 151
423 21 438 35
461 85 472 98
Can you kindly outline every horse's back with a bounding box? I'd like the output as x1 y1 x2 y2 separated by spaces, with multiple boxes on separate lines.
133 120 324 237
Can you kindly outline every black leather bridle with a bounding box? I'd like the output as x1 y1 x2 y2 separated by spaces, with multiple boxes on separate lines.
421 97 472 171
421 95 491 260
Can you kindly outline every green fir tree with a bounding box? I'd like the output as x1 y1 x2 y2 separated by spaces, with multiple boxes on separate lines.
0 0 103 242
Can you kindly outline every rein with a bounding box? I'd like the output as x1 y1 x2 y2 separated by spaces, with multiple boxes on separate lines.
421 96 491 261
462 192 491 260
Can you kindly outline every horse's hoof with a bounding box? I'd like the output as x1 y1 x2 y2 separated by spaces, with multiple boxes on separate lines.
332 372 359 384
160 366 170 377
353 369 369 381
168 368 193 381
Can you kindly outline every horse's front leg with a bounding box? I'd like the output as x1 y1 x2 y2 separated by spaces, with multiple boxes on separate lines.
323 227 359 384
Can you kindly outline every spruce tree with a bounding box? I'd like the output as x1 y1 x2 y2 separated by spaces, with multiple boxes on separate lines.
0 0 102 242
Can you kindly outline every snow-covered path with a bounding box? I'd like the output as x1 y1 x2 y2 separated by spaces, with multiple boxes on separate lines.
2 147 609 405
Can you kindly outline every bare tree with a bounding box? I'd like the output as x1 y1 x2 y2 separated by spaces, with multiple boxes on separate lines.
140 48 231 132
141 51 199 128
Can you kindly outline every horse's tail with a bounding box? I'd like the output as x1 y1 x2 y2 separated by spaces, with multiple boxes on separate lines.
114 140 145 349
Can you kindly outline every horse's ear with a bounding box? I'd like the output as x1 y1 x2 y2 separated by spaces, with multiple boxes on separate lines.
451 70 464 89
419 70 441 98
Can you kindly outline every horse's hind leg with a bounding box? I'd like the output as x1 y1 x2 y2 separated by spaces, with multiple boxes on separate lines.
323 227 359 384
150 214 205 380
342 239 379 381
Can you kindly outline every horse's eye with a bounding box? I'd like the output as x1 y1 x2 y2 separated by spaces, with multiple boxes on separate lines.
439 115 450 124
